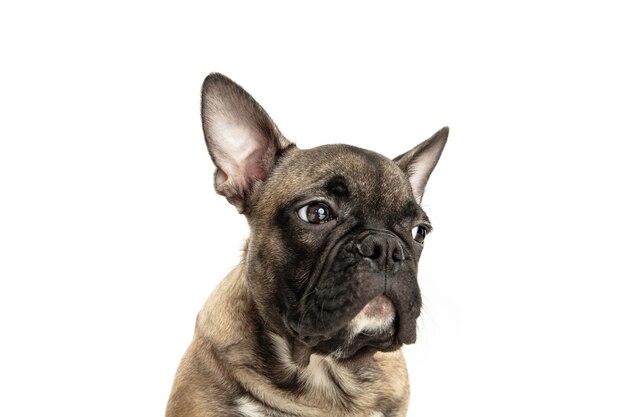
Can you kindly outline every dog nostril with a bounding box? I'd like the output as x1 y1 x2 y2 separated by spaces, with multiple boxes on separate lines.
357 238 385 258
356 241 377 258
356 237 387 261
371 244 382 259
392 246 405 262
357 234 406 267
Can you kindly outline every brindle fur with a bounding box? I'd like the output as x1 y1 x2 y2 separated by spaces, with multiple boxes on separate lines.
166 73 447 417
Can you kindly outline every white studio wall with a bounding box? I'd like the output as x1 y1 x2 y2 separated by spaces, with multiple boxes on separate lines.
1 1 625 416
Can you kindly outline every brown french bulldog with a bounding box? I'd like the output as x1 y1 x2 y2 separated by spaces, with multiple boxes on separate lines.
166 73 448 417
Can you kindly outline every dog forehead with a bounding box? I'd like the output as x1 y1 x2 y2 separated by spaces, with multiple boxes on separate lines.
264 144 412 206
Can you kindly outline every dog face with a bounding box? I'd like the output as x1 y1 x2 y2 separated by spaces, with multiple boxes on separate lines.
201 73 447 360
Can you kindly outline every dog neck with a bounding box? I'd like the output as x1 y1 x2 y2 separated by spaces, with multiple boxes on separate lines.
195 264 387 413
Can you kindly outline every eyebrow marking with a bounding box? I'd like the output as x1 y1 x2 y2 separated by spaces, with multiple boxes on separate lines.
402 201 420 219
324 175 350 198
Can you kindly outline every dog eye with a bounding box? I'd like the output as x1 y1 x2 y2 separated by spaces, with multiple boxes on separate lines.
297 203 333 224
413 225 430 243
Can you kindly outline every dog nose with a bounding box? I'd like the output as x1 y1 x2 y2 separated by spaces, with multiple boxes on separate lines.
356 233 405 272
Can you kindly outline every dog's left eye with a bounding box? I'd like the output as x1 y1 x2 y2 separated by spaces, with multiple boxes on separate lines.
297 203 333 224
413 225 430 243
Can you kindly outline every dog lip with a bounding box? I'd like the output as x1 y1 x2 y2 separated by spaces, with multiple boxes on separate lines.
385 287 420 345
352 295 396 322
347 295 397 340
291 293 396 343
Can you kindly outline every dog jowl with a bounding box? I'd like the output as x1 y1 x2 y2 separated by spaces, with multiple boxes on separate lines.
167 73 448 417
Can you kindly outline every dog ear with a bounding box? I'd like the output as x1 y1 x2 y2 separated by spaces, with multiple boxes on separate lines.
201 73 292 212
394 127 448 204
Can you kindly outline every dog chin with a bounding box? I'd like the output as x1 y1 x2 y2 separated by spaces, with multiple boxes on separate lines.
348 295 397 336
306 295 400 360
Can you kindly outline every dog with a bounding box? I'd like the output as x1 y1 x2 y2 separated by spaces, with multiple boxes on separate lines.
166 73 448 417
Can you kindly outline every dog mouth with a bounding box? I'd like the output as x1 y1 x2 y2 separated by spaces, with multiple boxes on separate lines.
305 296 401 359
348 295 397 335
290 293 403 358
285 229 421 356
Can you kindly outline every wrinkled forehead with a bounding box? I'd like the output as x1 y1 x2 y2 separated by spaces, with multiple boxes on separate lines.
260 144 418 215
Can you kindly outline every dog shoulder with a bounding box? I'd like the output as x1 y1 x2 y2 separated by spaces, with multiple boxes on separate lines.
166 336 237 417
167 266 257 417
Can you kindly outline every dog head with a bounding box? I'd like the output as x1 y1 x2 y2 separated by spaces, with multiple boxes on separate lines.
201 73 447 360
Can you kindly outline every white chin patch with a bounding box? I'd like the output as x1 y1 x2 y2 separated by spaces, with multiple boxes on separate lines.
348 295 396 336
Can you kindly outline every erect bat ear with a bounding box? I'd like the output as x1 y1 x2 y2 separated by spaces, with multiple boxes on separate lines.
201 73 292 212
394 127 449 204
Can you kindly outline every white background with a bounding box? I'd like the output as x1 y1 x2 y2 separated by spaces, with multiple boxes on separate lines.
1 1 625 416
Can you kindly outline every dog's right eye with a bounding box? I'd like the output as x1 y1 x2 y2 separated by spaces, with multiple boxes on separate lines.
297 203 333 224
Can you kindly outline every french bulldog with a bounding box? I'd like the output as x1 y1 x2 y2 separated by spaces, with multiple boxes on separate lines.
166 73 448 417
